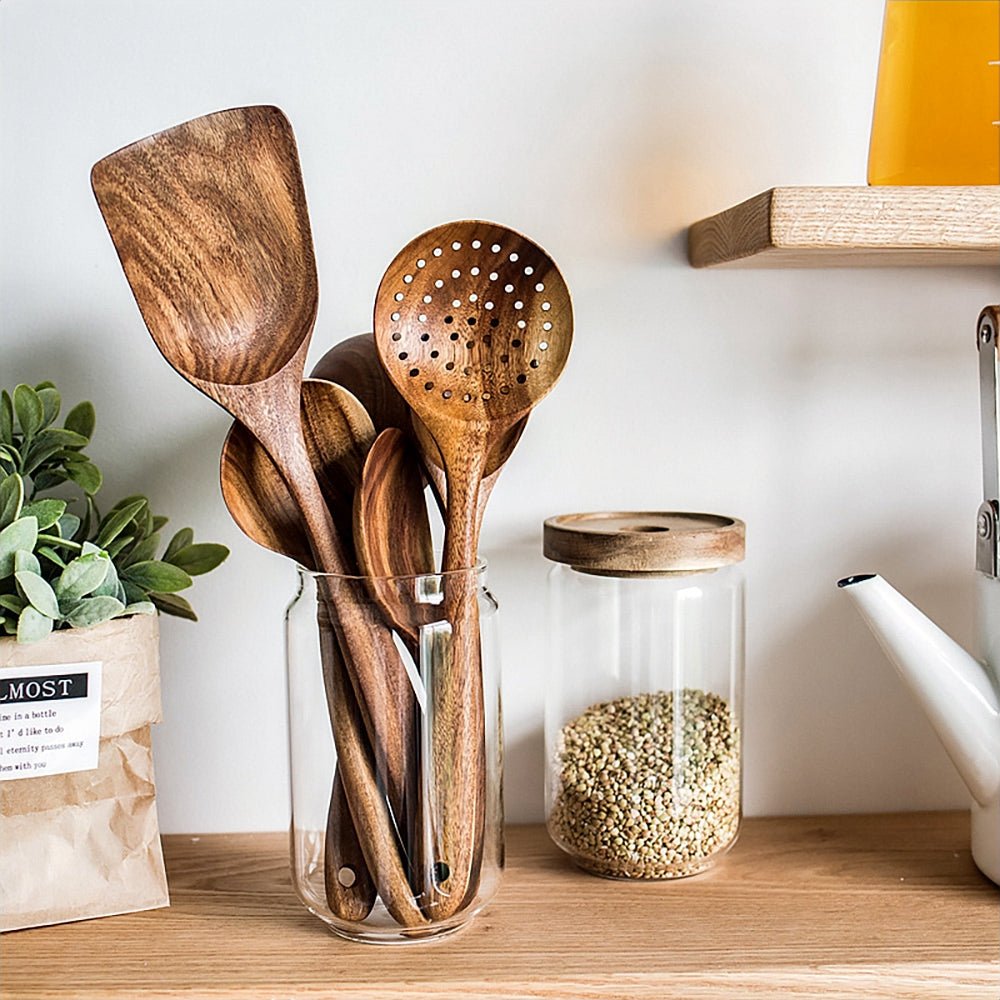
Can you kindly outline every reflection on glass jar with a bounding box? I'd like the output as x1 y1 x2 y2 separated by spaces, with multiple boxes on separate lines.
544 513 745 880
285 563 503 944
868 0 1000 185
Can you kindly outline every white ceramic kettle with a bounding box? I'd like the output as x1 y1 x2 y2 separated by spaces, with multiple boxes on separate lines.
840 305 1000 886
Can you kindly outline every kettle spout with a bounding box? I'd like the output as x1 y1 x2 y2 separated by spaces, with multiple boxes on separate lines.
839 574 1000 806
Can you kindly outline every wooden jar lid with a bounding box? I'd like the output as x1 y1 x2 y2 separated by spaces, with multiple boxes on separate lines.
543 512 745 575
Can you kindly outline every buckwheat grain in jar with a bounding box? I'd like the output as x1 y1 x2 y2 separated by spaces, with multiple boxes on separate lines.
543 512 745 880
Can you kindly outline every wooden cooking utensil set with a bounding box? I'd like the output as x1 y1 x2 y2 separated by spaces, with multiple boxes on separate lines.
90 106 572 927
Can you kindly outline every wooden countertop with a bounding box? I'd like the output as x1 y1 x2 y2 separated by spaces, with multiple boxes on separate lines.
2 814 997 999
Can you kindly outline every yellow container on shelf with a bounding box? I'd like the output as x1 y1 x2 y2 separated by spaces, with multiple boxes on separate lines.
868 0 1000 185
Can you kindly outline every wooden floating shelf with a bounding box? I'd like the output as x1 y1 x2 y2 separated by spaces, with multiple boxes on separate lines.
688 185 1000 267
4 814 998 999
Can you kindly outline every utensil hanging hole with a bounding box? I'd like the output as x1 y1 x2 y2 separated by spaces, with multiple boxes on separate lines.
469 293 479 303
417 258 426 268
483 335 492 346
399 351 408 360
500 385 510 394
504 283 514 293
524 266 534 275
464 366 473 375
530 359 539 368
433 861 451 884
489 272 499 281
452 299 462 308
423 295 433 304
443 389 452 398
501 353 510 363
512 338 522 348
517 320 526 330
514 300 523 310
509 252 519 262
466 340 474 349
337 867 357 888
430 350 439 358
471 240 482 249
391 332 401 341
435 279 444 288
463 393 472 402
418 314 427 323
539 341 549 350
445 362 455 370
543 321 552 331
424 381 434 391
490 318 499 328
491 243 501 253
409 368 419 376
450 332 460 341
467 317 476 326
420 333 430 342
451 269 461 279
452 241 462 251
541 301 551 311
535 282 544 292
394 292 404 301
483 392 492 400
485 301 494 310
403 275 413 284
444 316 454 324
391 312 401 321
433 247 443 257
471 267 480 276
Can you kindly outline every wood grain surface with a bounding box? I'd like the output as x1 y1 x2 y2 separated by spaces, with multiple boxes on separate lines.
3 816 997 999
688 186 1000 268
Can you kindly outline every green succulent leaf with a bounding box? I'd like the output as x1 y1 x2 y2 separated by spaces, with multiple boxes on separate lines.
0 392 12 445
121 560 192 594
119 532 160 569
37 387 60 427
22 429 91 476
0 594 25 615
65 460 102 495
167 542 229 576
0 474 24 530
19 498 66 532
149 591 197 621
55 552 110 604
151 515 168 533
14 549 40 575
16 571 60 619
31 469 68 494
96 498 146 548
17 605 53 642
123 601 156 617
57 513 81 540
121 580 148 605
13 384 44 440
0 516 38 578
63 401 95 441
163 527 193 563
91 557 120 598
64 595 124 629
104 534 135 560
37 546 67 570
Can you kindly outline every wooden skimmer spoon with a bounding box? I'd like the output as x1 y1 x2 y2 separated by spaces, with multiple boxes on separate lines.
373 220 573 916
92 108 423 926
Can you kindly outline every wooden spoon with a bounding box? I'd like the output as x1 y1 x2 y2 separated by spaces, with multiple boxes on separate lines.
373 220 573 916
353 428 436 646
220 378 377 920
313 333 527 527
92 107 422 927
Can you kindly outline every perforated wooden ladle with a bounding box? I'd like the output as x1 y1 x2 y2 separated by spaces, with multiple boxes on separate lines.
92 107 424 927
374 221 572 915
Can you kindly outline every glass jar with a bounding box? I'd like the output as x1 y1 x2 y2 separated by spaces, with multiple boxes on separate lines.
285 564 503 943
544 512 745 880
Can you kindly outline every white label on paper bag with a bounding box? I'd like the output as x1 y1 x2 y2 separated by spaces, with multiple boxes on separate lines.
0 660 102 781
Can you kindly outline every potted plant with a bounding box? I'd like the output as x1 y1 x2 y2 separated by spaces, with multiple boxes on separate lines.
0 382 228 930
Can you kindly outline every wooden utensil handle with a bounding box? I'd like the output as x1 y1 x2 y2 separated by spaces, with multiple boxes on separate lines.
325 767 377 922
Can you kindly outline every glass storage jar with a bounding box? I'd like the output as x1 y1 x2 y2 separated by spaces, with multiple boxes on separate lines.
544 512 745 880
285 563 503 943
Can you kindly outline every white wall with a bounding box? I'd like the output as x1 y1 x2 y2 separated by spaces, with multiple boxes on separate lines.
1 0 995 832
